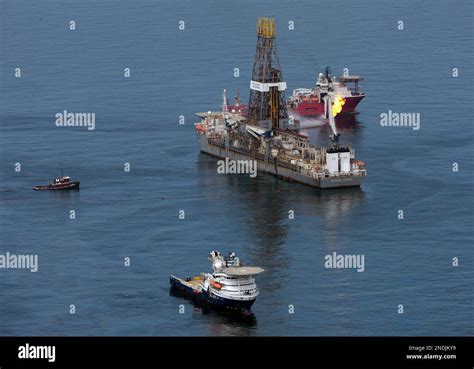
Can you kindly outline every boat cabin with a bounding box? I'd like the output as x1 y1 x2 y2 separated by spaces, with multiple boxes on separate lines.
54 176 70 184
336 75 364 95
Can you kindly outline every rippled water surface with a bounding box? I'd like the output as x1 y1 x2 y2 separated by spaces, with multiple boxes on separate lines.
0 0 473 336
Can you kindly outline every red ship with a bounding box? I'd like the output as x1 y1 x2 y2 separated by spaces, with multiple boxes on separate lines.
225 89 247 116
33 175 80 190
287 68 364 117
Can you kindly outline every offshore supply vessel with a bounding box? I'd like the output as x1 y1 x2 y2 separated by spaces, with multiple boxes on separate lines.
287 67 365 117
194 18 367 189
170 251 264 313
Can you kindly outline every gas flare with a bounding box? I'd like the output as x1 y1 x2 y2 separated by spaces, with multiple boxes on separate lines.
332 95 346 117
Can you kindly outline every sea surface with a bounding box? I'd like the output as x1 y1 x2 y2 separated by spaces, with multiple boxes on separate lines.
0 0 473 336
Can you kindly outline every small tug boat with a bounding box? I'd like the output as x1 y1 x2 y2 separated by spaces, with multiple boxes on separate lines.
33 175 80 191
170 251 264 313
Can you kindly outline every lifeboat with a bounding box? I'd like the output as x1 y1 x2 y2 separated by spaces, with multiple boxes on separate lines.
210 280 222 289
195 124 206 133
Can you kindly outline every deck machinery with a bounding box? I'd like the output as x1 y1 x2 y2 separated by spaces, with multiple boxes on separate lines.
194 18 367 189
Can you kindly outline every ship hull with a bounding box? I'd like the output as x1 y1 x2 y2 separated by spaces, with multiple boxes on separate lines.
197 134 364 189
289 95 365 117
170 276 256 312
33 182 80 191
201 289 256 312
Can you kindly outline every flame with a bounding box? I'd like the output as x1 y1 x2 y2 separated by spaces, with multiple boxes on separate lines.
332 95 346 117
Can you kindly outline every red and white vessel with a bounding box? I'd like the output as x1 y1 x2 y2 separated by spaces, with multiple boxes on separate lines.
33 175 80 191
287 68 365 117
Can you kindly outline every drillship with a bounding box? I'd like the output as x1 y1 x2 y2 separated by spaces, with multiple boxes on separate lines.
194 17 367 189
170 251 264 313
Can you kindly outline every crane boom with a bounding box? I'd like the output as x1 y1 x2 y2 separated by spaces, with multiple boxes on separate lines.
324 95 340 143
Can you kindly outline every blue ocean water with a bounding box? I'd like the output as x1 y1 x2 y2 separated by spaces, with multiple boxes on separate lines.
0 0 473 336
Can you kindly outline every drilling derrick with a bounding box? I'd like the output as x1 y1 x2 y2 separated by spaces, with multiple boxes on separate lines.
247 17 290 130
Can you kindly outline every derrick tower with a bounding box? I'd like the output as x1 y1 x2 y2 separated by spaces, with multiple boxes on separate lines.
247 17 289 130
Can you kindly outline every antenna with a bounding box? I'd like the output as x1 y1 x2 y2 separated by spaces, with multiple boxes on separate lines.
235 88 241 106
222 89 228 113
325 66 331 79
